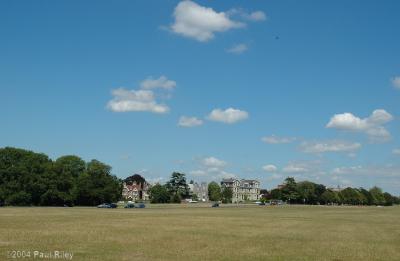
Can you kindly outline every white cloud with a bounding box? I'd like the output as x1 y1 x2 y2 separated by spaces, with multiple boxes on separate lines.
170 1 244 42
326 109 393 142
393 149 400 155
282 163 309 174
207 108 249 124
202 156 227 168
226 43 248 54
107 88 169 113
392 76 400 89
261 135 296 144
300 140 361 154
178 116 203 127
262 164 277 172
140 76 176 90
330 165 400 179
243 11 267 21
228 8 267 22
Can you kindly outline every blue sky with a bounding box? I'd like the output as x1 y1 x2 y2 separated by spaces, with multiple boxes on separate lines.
1 0 399 194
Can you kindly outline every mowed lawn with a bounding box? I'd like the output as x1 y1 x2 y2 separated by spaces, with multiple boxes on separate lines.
1 205 399 261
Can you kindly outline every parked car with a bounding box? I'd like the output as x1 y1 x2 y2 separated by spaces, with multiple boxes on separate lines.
270 200 284 205
211 202 219 208
124 202 135 208
97 203 111 208
97 203 118 208
135 203 146 208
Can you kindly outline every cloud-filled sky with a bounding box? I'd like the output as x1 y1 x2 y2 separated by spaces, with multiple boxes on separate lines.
1 0 399 194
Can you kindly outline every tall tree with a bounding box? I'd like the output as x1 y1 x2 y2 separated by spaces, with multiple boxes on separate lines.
281 177 299 203
165 172 189 199
369 186 386 205
208 182 221 201
221 186 233 203
149 184 170 203
74 160 122 206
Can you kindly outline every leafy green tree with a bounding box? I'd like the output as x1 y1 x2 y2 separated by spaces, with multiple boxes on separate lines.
321 190 339 205
208 182 221 201
5 191 32 206
314 184 326 204
281 177 300 203
296 181 316 204
383 192 394 206
359 188 373 205
74 160 121 206
340 187 363 205
221 186 233 203
270 188 282 200
51 155 86 206
166 172 189 199
149 184 170 203
369 186 386 205
170 193 182 203
0 147 52 205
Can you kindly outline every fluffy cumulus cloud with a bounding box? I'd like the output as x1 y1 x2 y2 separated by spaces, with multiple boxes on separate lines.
392 76 400 89
178 116 203 127
261 135 296 144
107 76 176 114
326 109 393 142
207 108 249 124
202 156 227 168
170 1 244 42
107 88 169 113
262 164 277 172
300 140 361 154
226 43 248 54
140 76 176 90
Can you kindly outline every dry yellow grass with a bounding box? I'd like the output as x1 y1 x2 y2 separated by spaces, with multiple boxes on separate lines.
1 204 399 260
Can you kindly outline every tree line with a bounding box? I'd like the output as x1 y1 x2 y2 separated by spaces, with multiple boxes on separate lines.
0 147 121 206
264 177 400 206
2 147 398 207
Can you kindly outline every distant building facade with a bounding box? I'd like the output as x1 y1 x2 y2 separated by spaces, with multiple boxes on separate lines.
221 178 260 203
188 182 208 202
122 182 150 201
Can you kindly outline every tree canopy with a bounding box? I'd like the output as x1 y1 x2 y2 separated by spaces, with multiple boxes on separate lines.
0 147 122 206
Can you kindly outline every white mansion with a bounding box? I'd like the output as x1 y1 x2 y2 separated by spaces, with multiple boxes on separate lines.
221 178 261 203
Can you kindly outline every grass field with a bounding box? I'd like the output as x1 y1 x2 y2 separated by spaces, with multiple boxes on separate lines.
1 204 399 261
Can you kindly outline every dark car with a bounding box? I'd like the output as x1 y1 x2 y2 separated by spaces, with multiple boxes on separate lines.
0 201 4 207
135 203 145 208
109 203 118 208
124 203 135 208
97 203 111 208
211 202 219 208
